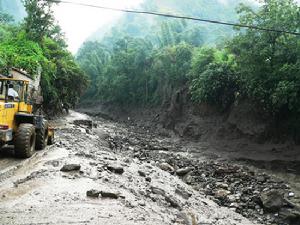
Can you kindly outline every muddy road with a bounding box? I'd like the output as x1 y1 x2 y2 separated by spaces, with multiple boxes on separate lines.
0 111 299 225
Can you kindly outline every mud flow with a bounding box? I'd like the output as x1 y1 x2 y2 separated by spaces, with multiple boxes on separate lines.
0 111 299 225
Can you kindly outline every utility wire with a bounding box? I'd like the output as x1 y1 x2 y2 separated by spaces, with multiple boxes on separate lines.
48 0 300 36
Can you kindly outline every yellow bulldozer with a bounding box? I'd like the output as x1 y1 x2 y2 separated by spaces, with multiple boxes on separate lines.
0 68 54 158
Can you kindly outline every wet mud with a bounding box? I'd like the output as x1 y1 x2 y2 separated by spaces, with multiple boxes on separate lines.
0 111 299 225
0 111 256 225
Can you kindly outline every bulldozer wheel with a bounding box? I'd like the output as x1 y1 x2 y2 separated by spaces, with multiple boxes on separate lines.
35 120 49 150
47 133 54 145
14 123 36 158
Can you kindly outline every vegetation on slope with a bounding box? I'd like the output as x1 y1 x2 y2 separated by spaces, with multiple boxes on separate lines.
0 0 88 113
78 0 300 137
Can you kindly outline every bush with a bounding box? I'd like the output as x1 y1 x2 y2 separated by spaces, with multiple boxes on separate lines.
190 62 239 110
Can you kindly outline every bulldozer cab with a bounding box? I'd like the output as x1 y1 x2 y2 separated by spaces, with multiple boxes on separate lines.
0 78 33 113
0 79 30 101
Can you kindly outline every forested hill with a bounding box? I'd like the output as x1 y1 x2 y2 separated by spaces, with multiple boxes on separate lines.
88 0 254 47
78 0 255 102
0 0 25 22
77 0 300 140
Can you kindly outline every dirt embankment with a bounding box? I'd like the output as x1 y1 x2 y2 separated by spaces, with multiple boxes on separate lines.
78 90 300 163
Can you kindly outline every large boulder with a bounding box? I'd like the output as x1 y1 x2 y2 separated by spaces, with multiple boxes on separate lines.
60 164 81 172
260 190 284 212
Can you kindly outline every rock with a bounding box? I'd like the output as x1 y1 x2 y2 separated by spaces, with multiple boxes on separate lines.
138 200 146 206
100 191 120 199
256 176 266 183
86 189 101 198
177 211 198 225
60 164 81 172
279 208 300 224
125 200 138 208
138 170 146 177
260 190 284 212
288 192 295 198
85 129 91 134
183 171 193 184
175 187 192 200
159 163 174 172
165 195 181 208
215 189 231 199
73 120 93 129
145 177 152 182
176 167 194 176
227 195 236 203
229 202 239 208
107 165 124 174
151 186 166 196
46 160 59 167
216 182 229 190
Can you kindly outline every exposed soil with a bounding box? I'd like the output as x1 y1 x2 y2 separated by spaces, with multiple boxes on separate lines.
0 111 259 225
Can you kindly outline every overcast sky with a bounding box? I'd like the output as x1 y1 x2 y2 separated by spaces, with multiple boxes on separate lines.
53 0 142 53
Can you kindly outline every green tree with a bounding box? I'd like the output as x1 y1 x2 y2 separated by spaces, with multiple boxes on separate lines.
0 12 14 24
150 42 193 103
77 42 111 98
41 37 88 111
190 47 238 110
0 31 46 75
229 0 300 115
22 0 59 43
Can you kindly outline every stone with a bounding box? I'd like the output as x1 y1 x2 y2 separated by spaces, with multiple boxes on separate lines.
107 165 124 174
215 189 231 199
260 190 284 212
256 176 266 183
73 120 93 128
60 164 81 172
216 182 229 189
125 200 138 208
86 189 100 198
145 177 152 182
175 187 192 200
165 195 181 208
159 163 174 172
227 195 236 203
183 172 193 184
176 167 194 176
279 208 300 224
151 186 166 196
100 191 120 199
138 200 146 206
138 170 146 177
230 202 239 208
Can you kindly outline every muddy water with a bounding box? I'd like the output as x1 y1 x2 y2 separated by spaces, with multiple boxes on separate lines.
0 111 257 225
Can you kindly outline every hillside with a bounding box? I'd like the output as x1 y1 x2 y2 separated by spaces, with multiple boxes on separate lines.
87 0 254 48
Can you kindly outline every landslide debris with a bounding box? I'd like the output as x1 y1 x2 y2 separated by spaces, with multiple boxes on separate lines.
102 118 300 225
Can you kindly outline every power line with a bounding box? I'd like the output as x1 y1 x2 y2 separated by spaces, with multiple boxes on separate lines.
48 0 300 36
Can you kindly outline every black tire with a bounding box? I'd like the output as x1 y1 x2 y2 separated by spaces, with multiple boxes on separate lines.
47 133 54 145
35 120 49 150
14 123 36 158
